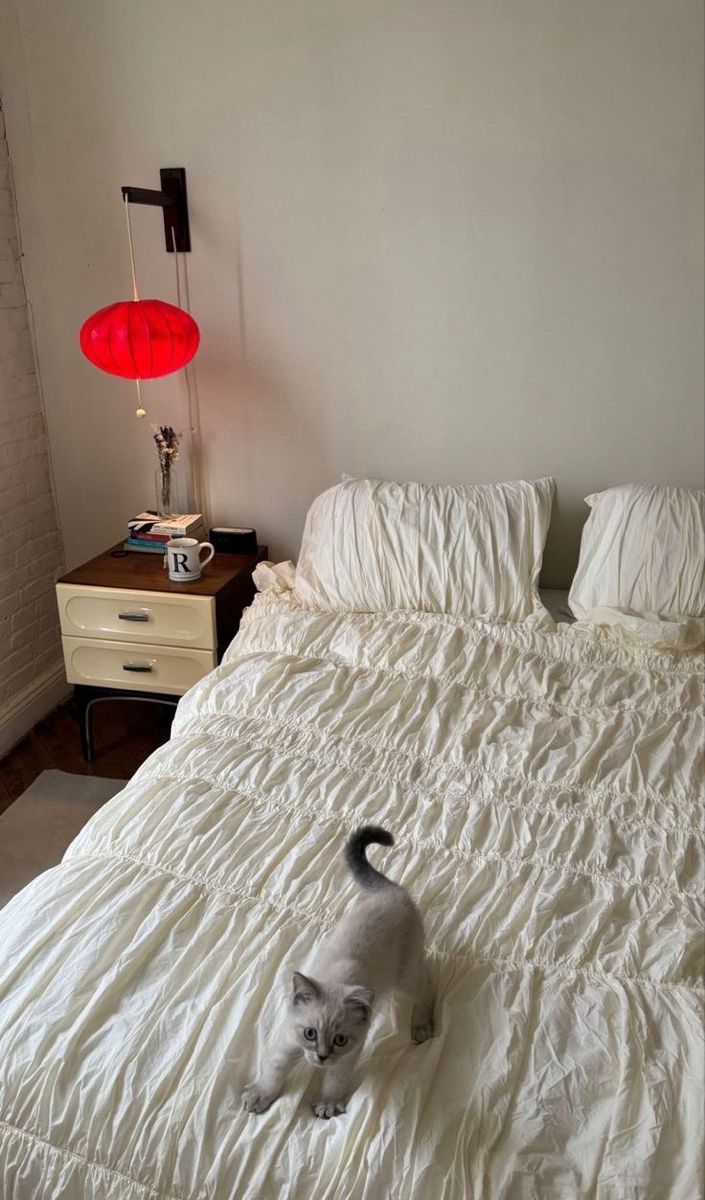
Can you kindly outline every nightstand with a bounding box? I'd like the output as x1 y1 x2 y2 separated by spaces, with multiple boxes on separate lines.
56 543 266 761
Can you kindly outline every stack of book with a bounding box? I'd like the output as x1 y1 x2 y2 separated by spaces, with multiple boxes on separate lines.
124 513 206 554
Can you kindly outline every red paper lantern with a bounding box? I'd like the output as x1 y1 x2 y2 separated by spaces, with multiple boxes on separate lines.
79 298 200 380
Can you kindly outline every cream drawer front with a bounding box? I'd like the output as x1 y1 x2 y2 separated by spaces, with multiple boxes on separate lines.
62 636 216 696
57 585 215 649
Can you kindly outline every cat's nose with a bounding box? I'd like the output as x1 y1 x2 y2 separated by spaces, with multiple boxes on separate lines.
317 1053 329 1063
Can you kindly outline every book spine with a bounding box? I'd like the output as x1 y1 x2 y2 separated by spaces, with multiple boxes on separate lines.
150 529 199 538
124 538 165 553
129 531 172 543
149 527 207 540
149 520 203 536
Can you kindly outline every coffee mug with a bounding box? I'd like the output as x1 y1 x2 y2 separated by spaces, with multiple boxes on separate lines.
163 537 215 581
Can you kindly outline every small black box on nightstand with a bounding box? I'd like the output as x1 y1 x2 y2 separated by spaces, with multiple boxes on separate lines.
210 526 258 554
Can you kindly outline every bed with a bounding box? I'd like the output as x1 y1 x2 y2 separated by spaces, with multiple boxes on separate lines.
2 477 704 1199
0 578 702 1199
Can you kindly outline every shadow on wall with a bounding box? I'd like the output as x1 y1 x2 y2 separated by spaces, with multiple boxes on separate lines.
541 493 587 590
197 347 333 563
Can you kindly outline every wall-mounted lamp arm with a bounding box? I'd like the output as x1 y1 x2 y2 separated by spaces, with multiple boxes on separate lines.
120 167 191 253
120 187 174 208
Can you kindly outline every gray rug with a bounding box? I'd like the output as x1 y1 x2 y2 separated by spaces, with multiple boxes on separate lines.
0 770 126 909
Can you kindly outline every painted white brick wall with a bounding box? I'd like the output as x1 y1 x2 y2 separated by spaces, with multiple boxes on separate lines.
0 98 65 715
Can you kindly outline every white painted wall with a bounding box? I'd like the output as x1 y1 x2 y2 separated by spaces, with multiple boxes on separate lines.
0 0 702 585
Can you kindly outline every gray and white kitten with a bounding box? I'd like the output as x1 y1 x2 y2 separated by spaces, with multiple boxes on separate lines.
243 825 435 1120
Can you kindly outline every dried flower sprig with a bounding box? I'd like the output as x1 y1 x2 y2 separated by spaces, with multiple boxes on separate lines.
152 425 183 515
152 425 182 464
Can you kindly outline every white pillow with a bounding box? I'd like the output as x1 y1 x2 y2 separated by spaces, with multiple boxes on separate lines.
568 484 705 620
294 475 555 622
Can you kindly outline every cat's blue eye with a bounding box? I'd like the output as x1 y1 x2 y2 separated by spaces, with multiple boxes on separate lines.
333 1033 348 1047
303 1027 317 1041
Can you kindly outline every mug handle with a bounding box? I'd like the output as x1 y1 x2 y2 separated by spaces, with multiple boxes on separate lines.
198 542 215 569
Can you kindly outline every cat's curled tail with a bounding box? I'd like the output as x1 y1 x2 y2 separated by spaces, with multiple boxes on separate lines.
345 825 395 890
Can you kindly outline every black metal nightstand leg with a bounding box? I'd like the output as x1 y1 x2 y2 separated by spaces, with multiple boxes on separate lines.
73 687 95 762
73 685 179 763
81 701 95 763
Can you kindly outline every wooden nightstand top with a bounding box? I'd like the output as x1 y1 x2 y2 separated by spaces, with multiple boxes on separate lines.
58 544 268 596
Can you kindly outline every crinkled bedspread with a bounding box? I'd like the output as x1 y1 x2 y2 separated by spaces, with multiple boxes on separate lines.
0 593 703 1200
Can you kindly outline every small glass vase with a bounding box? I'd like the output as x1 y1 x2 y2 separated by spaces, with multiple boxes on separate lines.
154 460 182 518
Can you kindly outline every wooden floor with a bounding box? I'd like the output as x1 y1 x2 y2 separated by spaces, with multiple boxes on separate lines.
0 696 174 818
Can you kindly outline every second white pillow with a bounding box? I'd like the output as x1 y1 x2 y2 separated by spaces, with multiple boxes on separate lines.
568 483 705 621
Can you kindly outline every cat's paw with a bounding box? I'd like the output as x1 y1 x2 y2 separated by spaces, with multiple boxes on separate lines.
312 1098 347 1119
411 1021 434 1044
242 1084 279 1114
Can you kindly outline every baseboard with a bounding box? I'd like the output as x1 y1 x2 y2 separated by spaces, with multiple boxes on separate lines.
0 662 71 759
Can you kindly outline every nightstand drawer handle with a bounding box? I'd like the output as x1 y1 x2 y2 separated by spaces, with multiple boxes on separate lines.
122 662 154 673
118 610 150 622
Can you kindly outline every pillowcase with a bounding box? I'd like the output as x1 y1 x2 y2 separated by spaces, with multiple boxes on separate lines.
294 475 555 622
568 484 705 620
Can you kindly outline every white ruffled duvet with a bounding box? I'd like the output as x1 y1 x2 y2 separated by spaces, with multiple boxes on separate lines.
0 594 703 1199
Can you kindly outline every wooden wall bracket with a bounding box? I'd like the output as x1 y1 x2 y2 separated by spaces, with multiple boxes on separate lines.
121 167 191 252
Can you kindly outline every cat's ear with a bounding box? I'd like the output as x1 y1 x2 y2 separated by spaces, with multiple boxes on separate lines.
292 972 321 1006
344 986 374 1020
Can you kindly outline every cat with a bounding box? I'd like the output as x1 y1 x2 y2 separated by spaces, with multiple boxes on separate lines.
242 824 435 1120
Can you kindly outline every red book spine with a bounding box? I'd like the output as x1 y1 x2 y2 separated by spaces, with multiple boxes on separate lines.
130 531 172 543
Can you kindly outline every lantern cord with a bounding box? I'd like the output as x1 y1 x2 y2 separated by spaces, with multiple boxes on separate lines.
124 196 144 415
124 194 140 302
171 226 207 520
